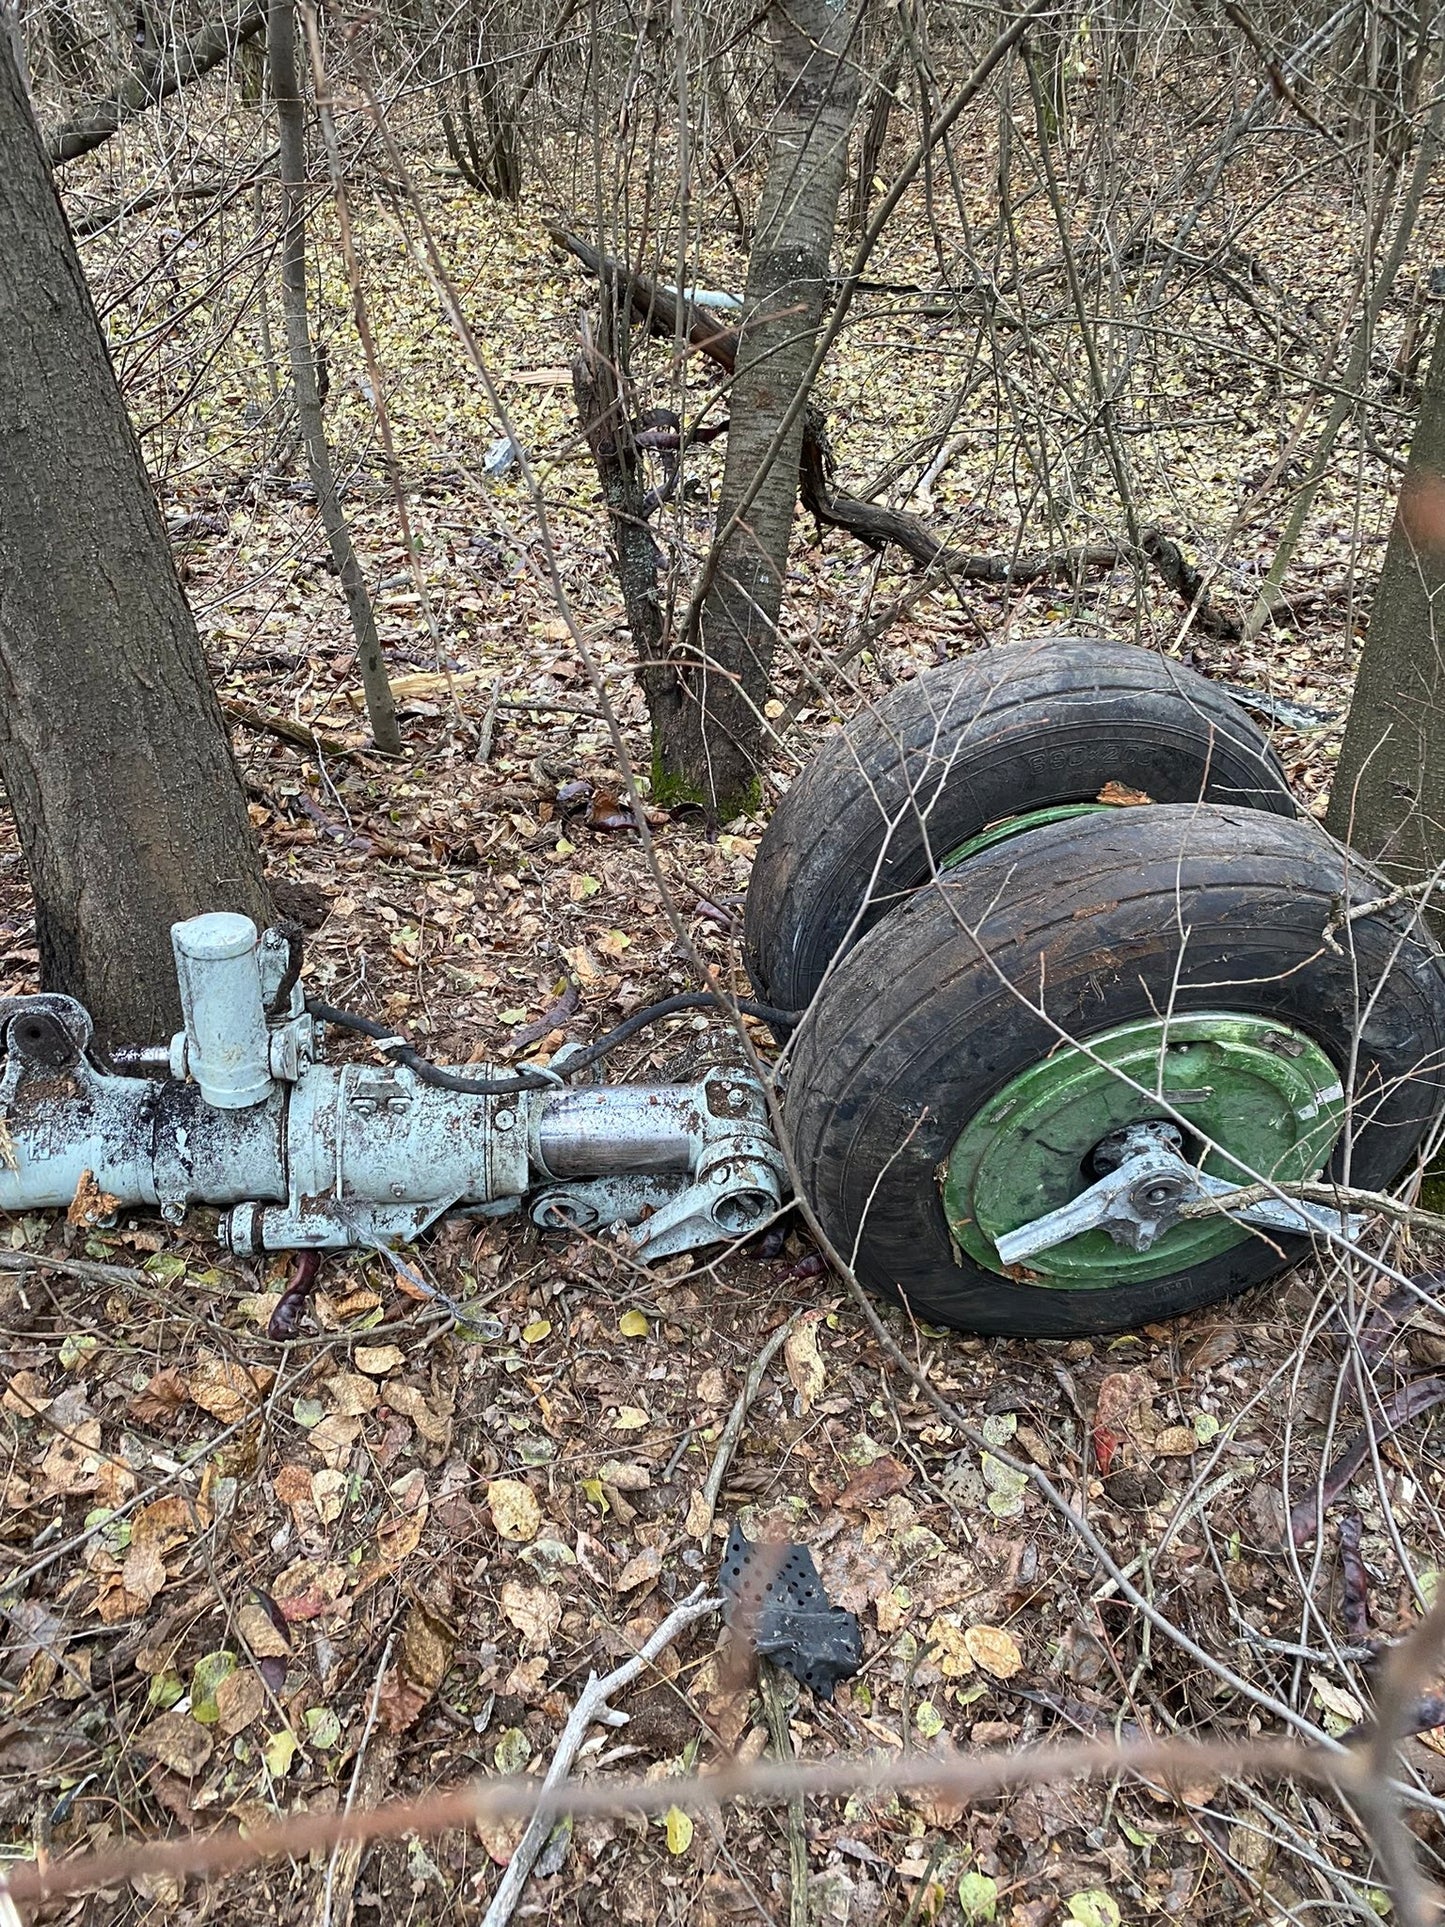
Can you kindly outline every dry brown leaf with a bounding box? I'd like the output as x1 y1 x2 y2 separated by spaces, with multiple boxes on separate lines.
67 1167 120 1227
615 1546 663 1592
273 1463 316 1528
385 1383 452 1443
964 1624 1023 1679
128 1368 189 1427
131 1495 193 1549
323 1371 378 1417
119 1539 168 1612
235 1600 290 1659
376 1510 426 1564
311 1468 347 1523
475 1812 527 1866
215 1667 267 1736
1096 780 1154 806
3 1368 51 1415
684 1488 714 1539
926 1615 977 1678
137 1710 213 1777
188 1357 271 1424
94 1455 138 1508
377 1598 454 1733
500 1579 562 1651
1095 1369 1156 1440
836 1455 913 1510
1153 1425 1198 1457
308 1413 362 1470
354 1344 406 1377
487 1478 542 1542
39 1408 102 1497
597 1460 651 1492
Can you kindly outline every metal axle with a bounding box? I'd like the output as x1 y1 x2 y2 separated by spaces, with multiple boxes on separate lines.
993 1121 1363 1269
0 914 786 1261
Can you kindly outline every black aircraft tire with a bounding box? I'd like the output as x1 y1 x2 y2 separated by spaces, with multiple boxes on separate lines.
746 640 1296 1012
785 806 1445 1338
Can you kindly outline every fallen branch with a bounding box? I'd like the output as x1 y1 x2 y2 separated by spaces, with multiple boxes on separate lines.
551 226 1244 638
692 1313 800 1538
223 697 352 759
478 1588 719 1927
1289 1377 1445 1544
46 0 266 166
1177 1177 1445 1236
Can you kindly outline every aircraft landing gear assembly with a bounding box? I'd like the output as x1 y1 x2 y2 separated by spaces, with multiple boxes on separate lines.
1 641 1441 1338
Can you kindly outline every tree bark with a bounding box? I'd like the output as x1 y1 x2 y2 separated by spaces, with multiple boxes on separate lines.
570 308 690 764
1327 308 1445 887
269 0 400 755
45 0 266 166
663 0 861 817
0 33 273 1046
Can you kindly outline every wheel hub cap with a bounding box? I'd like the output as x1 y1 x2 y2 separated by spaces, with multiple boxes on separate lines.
941 1014 1346 1288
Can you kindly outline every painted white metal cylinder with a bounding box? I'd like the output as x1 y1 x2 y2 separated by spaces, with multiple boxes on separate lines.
171 913 274 1109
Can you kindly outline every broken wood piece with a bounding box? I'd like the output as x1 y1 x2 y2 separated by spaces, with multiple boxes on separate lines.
478 1588 718 1927
223 698 352 758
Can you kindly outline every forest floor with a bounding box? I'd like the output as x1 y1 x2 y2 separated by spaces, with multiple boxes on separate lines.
2 95 1444 1927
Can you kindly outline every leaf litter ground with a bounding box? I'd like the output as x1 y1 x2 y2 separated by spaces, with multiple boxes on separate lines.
1 105 1444 1927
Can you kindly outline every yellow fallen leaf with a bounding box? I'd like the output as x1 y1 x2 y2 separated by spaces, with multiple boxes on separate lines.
263 1728 299 1777
618 1309 649 1338
964 1624 1022 1679
664 1805 693 1854
487 1478 542 1542
926 1615 976 1678
612 1406 649 1430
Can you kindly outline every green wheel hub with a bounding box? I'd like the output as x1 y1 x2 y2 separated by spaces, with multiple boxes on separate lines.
941 802 1111 870
942 1014 1346 1288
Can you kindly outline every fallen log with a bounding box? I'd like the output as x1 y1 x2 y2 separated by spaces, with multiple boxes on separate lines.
549 225 1244 638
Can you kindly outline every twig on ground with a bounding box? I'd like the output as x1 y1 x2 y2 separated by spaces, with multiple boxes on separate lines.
692 1313 801 1536
760 1666 809 1927
479 1588 719 1927
0 1246 156 1289
320 1634 398 1927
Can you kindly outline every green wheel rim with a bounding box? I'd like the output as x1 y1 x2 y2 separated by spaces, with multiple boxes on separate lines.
941 1014 1346 1289
941 802 1112 870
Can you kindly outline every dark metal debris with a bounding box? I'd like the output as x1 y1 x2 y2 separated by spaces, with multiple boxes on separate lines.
718 1524 861 1699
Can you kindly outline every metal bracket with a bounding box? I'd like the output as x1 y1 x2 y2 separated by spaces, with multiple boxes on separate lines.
994 1122 1364 1269
529 1067 786 1258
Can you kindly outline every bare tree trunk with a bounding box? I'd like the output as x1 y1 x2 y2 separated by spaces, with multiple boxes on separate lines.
1326 306 1445 889
852 46 902 235
268 0 400 755
0 32 273 1046
570 304 690 762
659 0 860 818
